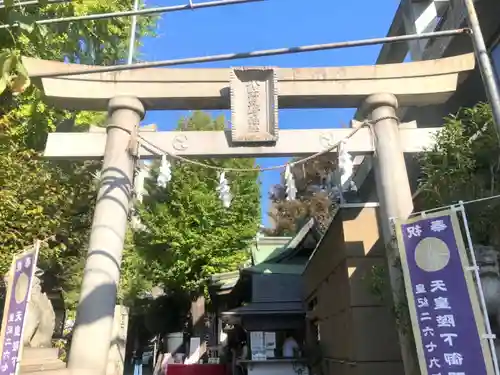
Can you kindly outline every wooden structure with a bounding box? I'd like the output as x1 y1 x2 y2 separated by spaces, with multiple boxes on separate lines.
220 220 321 375
304 204 402 375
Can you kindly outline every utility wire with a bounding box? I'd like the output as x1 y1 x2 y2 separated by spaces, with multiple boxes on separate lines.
0 0 263 29
0 0 71 9
30 28 471 78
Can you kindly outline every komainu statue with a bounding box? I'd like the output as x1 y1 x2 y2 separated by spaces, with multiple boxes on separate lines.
475 245 500 361
476 246 500 315
3 267 56 347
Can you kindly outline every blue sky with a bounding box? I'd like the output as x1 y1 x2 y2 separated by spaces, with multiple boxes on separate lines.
140 0 400 227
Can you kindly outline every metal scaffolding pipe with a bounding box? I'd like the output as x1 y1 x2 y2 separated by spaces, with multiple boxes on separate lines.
31 27 471 79
463 0 500 145
127 0 140 65
0 0 264 29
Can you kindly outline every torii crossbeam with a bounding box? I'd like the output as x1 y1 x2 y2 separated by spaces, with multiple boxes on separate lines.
44 121 438 159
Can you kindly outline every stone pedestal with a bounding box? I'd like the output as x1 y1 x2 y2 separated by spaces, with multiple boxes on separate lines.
20 348 65 374
106 305 129 375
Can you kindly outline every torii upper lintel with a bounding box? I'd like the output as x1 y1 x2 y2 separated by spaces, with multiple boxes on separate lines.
22 53 475 112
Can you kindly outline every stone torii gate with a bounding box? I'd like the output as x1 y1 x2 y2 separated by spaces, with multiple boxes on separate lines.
24 52 474 375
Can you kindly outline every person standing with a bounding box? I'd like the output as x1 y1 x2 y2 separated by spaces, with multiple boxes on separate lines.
133 346 144 375
282 332 299 358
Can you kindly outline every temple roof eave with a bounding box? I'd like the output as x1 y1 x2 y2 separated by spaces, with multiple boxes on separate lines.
221 301 305 317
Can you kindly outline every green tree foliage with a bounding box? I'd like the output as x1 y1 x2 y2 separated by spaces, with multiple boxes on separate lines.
266 155 337 235
0 0 156 94
118 229 155 305
135 112 261 296
0 0 157 306
418 102 500 245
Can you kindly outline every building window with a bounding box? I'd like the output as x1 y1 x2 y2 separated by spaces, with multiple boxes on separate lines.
493 42 500 81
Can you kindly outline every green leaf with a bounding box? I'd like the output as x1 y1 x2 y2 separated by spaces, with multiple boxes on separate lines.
0 76 8 95
0 0 160 308
10 57 30 94
418 102 500 245
0 50 12 76
8 11 36 33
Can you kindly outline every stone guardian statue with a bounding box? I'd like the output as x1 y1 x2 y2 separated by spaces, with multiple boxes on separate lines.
475 245 500 363
3 267 56 348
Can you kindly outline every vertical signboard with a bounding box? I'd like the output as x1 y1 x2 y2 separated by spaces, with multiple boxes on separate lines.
230 67 278 144
395 209 495 375
0 245 39 375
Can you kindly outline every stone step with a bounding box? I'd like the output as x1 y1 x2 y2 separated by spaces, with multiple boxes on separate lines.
22 348 60 362
18 369 72 375
22 357 62 366
20 360 66 373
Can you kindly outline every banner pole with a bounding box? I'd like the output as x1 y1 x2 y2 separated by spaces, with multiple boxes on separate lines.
14 240 41 375
457 202 500 375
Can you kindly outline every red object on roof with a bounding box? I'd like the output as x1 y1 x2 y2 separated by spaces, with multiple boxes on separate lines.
165 364 227 375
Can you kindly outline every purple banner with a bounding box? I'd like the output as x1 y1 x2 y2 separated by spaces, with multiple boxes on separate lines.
399 212 491 375
0 249 38 375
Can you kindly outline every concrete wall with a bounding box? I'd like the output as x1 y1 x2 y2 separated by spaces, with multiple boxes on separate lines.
303 206 403 375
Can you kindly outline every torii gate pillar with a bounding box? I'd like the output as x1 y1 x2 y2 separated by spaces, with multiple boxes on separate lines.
361 93 418 374
363 93 414 231
68 96 144 375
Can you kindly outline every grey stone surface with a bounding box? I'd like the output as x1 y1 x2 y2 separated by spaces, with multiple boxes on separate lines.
23 53 475 111
475 245 500 366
